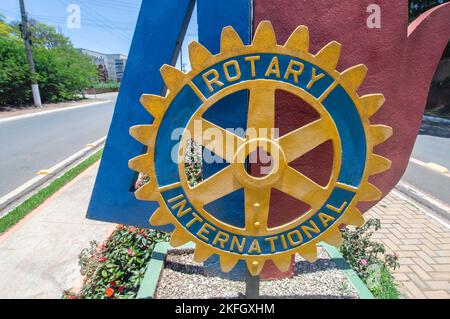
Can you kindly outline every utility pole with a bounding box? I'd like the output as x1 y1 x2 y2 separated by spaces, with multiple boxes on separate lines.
19 0 42 107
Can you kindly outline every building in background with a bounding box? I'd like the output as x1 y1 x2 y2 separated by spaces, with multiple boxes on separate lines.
106 54 128 83
80 49 128 83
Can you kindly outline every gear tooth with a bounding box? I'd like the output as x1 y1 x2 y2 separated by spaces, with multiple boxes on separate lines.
369 125 393 147
135 181 160 201
358 183 382 202
246 259 265 276
160 64 185 92
170 227 191 247
340 207 365 227
296 243 318 263
322 228 343 247
140 94 166 118
367 154 392 175
129 125 153 146
284 25 309 52
340 64 368 92
314 41 342 71
128 154 152 174
220 254 240 273
272 253 293 273
189 41 212 70
193 243 214 263
220 26 244 53
149 207 173 226
252 20 277 50
360 94 385 117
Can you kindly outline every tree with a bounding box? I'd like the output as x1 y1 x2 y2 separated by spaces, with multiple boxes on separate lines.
0 18 97 106
10 19 70 49
0 14 14 37
0 37 31 105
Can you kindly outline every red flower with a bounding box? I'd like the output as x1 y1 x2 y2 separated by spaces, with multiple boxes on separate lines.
118 286 125 293
128 249 134 256
99 257 108 262
138 229 144 235
129 227 137 234
109 281 117 287
105 287 114 298
117 224 124 230
68 295 78 300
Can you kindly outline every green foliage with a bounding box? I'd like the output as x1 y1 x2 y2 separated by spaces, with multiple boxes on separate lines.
340 219 401 299
0 19 97 106
93 80 119 90
10 19 71 49
33 46 97 103
0 14 14 37
0 37 31 105
409 0 449 21
64 226 169 299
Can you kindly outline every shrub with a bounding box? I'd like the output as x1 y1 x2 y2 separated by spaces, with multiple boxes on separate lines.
0 19 97 106
340 219 401 299
64 226 169 299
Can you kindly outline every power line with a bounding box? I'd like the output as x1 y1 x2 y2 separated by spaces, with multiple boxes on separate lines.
58 0 132 41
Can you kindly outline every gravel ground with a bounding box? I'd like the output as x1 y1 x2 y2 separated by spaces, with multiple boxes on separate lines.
155 247 359 299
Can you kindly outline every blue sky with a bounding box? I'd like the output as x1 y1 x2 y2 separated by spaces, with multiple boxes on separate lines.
0 0 198 67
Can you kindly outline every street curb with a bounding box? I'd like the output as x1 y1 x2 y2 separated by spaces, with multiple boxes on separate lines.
136 242 374 299
136 242 195 299
0 137 106 217
395 181 450 222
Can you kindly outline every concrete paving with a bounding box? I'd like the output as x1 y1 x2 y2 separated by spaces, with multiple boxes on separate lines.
0 162 114 299
367 191 450 299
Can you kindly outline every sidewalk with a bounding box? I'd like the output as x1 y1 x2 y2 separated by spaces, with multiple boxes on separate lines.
0 162 114 299
0 161 448 298
366 190 450 299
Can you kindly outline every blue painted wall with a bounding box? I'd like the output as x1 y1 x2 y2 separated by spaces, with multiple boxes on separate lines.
86 0 195 228
196 0 252 281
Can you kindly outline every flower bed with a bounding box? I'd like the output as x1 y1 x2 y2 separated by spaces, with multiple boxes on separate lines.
63 226 169 299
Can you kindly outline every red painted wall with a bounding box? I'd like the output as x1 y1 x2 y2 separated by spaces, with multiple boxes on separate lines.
253 0 450 279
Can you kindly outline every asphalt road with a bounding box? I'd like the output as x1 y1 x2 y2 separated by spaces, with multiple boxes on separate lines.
403 134 450 206
0 97 115 198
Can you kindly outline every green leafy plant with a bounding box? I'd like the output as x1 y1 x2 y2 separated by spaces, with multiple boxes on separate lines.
340 219 401 299
0 18 97 106
64 226 169 299
92 81 120 90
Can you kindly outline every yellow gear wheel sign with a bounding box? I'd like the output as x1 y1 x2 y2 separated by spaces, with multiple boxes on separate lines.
129 21 393 276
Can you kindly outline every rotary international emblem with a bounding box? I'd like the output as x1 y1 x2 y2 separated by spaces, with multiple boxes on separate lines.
128 21 393 275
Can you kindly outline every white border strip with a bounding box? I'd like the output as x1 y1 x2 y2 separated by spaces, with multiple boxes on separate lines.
0 100 111 124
